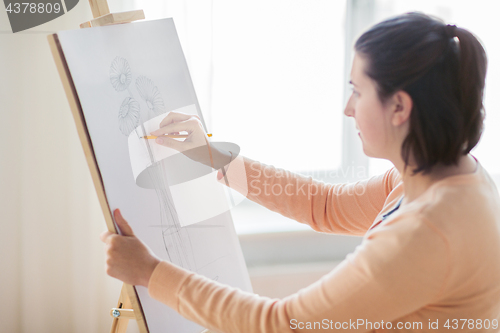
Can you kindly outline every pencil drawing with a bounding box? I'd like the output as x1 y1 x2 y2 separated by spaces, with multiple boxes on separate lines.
118 97 140 136
110 56 132 92
140 140 197 271
109 56 197 272
135 75 166 116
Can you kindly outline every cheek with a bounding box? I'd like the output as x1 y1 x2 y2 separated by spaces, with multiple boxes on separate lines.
356 101 386 139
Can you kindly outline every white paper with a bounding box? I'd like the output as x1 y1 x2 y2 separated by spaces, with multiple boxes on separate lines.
127 106 246 227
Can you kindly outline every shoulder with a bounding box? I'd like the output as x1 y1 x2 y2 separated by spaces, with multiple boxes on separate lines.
351 214 450 299
414 164 500 234
367 211 449 250
386 171 500 277
373 167 402 198
362 166 402 200
386 167 402 190
364 212 452 284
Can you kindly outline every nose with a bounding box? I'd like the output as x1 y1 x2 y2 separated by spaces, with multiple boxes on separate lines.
344 94 354 117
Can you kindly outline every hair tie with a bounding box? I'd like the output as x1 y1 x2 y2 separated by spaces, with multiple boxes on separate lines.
445 24 457 39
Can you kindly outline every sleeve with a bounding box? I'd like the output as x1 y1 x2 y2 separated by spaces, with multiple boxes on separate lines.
148 215 450 333
216 154 401 235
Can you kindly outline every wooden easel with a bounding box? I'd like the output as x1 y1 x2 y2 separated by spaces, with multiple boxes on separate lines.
47 1 213 332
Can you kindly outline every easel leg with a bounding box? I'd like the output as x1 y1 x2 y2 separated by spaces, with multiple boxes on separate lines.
110 284 133 333
109 283 214 333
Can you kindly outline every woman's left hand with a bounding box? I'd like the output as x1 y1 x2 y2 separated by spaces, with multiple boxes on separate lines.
100 209 161 287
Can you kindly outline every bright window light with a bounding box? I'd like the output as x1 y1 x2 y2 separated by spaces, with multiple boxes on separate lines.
212 0 346 173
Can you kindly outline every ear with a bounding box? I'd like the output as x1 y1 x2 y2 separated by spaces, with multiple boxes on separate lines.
390 90 412 127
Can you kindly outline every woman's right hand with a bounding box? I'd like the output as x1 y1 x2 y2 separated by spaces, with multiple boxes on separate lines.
149 111 211 165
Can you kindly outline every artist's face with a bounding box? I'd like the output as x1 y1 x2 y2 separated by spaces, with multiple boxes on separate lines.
344 53 395 159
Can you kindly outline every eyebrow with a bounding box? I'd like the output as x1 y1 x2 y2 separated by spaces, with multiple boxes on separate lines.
349 80 358 87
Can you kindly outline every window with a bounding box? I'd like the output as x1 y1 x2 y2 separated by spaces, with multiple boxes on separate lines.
211 0 346 173
211 0 351 234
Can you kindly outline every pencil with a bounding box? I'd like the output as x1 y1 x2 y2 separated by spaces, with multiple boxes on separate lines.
141 133 212 139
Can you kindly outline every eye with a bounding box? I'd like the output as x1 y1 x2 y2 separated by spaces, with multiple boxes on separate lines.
350 86 360 97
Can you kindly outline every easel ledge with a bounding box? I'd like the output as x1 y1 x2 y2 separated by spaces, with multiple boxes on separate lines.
80 0 144 28
47 0 213 332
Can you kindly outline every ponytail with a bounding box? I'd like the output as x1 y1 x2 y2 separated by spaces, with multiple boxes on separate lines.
454 27 487 154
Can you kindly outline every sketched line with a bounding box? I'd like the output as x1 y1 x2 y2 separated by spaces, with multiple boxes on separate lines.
196 255 228 273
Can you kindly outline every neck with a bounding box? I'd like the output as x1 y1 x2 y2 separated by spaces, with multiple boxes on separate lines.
393 154 477 205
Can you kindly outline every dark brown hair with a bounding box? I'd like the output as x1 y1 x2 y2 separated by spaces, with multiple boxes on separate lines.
354 12 487 175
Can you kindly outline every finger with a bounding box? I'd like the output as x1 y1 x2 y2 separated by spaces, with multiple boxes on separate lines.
150 119 196 136
155 136 186 151
158 111 192 128
114 209 135 237
100 230 113 243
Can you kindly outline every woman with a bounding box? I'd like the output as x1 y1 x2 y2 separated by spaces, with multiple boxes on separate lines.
101 12 500 332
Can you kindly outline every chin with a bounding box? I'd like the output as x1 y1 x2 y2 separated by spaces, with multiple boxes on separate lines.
361 147 379 159
361 145 371 157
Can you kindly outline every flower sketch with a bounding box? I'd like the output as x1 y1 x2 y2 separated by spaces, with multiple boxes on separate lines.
118 97 140 136
109 57 196 271
135 75 166 115
110 57 132 91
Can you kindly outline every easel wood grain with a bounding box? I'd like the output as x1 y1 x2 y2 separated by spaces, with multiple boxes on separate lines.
88 0 109 17
110 285 136 333
80 10 145 29
47 0 215 332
